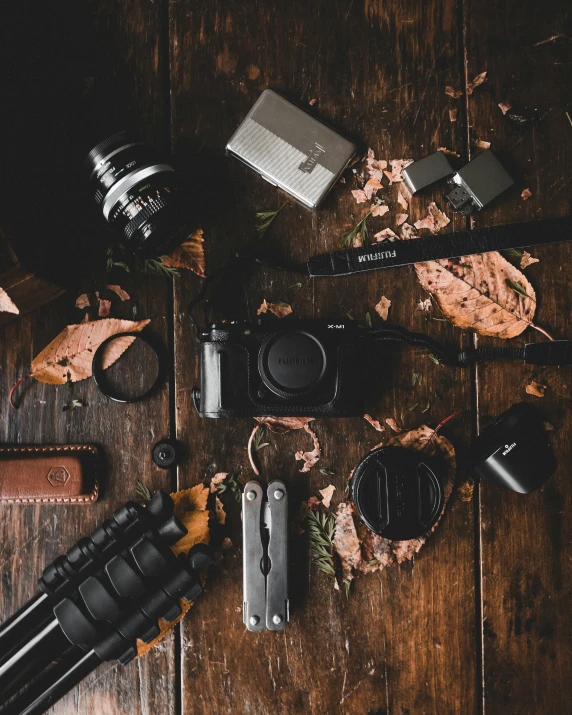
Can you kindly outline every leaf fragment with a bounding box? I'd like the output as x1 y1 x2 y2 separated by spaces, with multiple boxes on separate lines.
374 295 391 321
351 178 382 203
364 413 384 432
466 71 487 94
256 299 293 318
255 416 314 433
445 85 463 98
106 285 130 301
521 188 533 201
414 202 450 234
520 251 539 269
366 148 387 181
525 380 546 397
374 227 398 242
295 423 321 473
319 484 336 509
160 229 206 277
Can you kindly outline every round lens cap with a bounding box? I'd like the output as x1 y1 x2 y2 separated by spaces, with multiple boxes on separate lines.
261 332 325 392
352 447 443 540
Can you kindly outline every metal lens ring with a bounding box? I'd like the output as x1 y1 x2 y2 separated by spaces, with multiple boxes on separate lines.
84 131 179 255
91 332 163 404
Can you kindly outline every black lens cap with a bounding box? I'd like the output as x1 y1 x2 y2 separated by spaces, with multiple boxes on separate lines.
259 332 325 393
467 402 556 494
352 447 443 540
152 439 180 469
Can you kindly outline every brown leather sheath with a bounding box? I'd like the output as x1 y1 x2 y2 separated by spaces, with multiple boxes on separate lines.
0 445 99 504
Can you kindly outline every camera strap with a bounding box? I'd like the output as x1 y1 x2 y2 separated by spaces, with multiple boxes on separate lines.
306 215 572 277
189 215 572 368
367 324 572 367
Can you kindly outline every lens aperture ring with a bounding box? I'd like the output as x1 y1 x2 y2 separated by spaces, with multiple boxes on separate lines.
102 165 175 220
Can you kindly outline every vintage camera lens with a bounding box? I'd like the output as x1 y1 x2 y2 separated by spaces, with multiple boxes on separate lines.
84 131 181 255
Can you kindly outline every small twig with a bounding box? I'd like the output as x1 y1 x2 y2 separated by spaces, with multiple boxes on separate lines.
433 410 464 436
531 323 555 340
247 424 261 476
9 375 30 409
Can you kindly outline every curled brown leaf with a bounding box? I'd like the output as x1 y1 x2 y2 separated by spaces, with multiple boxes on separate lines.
257 300 293 318
161 228 206 277
525 380 546 397
295 423 321 472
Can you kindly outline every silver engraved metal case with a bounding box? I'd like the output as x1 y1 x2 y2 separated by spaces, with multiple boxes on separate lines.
226 89 357 208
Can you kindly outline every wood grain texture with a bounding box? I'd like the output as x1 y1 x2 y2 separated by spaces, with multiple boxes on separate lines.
0 1 176 713
170 1 477 713
464 0 572 712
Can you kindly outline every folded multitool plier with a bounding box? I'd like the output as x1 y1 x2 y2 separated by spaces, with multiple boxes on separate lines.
242 480 289 632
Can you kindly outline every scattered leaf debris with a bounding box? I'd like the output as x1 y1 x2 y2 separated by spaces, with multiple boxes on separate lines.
257 299 293 318
295 423 321 473
374 227 398 242
437 146 460 157
366 148 387 182
371 203 389 217
364 413 384 432
445 85 463 98
498 101 513 115
466 71 487 95
521 188 533 201
63 399 86 412
319 484 336 509
107 285 130 301
525 380 547 397
449 108 458 122
351 178 383 204
520 251 540 269
414 202 450 234
383 159 414 184
374 295 392 321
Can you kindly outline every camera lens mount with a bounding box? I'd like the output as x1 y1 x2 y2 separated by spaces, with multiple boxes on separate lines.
258 331 327 397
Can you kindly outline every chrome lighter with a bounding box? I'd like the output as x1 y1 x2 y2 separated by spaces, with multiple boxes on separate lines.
242 480 289 632
226 89 357 208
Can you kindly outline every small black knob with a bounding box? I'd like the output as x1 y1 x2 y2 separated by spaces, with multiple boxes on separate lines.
152 439 179 468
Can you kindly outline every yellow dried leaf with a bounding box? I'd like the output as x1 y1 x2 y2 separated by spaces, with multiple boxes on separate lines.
161 229 206 277
525 380 546 397
170 484 210 557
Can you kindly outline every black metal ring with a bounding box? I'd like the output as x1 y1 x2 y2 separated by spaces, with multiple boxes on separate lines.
92 332 162 404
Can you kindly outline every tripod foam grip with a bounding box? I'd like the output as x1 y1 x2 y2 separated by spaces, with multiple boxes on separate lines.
54 600 99 652
130 536 178 578
105 555 145 598
79 577 122 622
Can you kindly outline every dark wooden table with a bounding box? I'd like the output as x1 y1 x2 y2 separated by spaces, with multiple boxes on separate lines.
0 1 571 713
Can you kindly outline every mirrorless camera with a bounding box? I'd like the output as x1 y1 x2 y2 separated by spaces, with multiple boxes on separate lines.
194 320 368 418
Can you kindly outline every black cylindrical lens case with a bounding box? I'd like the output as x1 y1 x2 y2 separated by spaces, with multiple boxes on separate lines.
352 446 444 540
467 402 556 494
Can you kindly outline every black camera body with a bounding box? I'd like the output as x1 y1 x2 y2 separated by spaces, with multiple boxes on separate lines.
195 320 367 418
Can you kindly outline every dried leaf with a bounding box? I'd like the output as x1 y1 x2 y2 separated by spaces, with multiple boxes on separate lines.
160 229 206 277
374 295 391 321
520 251 539 269
170 484 210 557
416 298 432 314
414 202 450 234
383 159 414 184
437 146 460 157
319 484 336 509
366 148 387 181
332 502 362 583
449 108 458 122
385 417 401 432
0 286 18 315
209 472 228 493
458 480 474 502
364 413 384 431
257 299 293 318
62 399 86 412
371 203 389 217
400 223 417 240
466 71 487 94
75 293 91 310
397 191 408 210
521 188 533 201
498 101 513 115
352 232 363 247
295 423 321 472
474 138 491 150
445 85 463 98
525 380 546 397
351 178 382 203
396 213 408 226
106 285 130 301
97 299 111 318
215 495 226 525
255 416 314 433
415 253 536 338
30 319 150 384
374 228 398 242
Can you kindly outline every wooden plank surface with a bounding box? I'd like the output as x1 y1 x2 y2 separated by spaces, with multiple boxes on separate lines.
464 1 572 713
0 0 570 713
170 2 477 713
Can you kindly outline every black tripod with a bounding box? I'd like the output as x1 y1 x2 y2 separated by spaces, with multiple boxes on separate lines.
0 491 214 715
